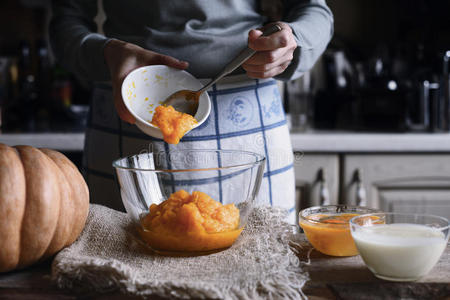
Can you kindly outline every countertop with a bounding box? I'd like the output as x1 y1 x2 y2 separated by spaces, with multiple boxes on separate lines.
290 130 450 153
0 235 448 299
1 130 450 153
0 133 85 152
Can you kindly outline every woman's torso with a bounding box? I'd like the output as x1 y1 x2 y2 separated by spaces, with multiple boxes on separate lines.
102 0 267 78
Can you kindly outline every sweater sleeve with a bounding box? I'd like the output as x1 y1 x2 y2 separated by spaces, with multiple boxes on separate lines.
275 0 334 81
49 0 111 82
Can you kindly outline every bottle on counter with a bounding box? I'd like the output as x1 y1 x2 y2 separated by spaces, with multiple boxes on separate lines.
49 64 73 131
440 50 450 132
18 40 38 132
35 39 52 131
0 57 12 132
51 64 72 108
357 44 407 132
285 71 312 132
2 59 21 132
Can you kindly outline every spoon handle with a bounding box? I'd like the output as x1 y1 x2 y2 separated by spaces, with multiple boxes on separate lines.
198 24 282 93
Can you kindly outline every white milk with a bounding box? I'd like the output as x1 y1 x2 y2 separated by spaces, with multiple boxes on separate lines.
352 223 447 281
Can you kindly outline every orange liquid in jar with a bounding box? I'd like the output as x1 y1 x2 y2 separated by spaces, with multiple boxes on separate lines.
300 213 360 256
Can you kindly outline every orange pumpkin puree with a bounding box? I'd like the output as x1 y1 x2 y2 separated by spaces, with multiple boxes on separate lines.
299 213 360 256
140 190 242 253
151 105 197 144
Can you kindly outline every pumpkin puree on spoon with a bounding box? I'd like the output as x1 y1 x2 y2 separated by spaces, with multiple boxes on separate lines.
151 105 197 144
140 190 242 253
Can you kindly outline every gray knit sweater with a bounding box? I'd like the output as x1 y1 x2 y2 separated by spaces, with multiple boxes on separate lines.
50 0 333 82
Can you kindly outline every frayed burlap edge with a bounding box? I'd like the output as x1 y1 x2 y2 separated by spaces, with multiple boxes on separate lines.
51 205 309 300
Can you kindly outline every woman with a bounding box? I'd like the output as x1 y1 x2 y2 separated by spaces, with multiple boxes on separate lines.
50 0 333 223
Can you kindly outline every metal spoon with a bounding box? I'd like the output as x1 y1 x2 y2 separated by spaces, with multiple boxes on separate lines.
162 24 282 116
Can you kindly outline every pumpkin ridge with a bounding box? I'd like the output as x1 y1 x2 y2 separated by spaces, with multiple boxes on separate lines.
40 148 89 247
16 146 61 269
41 149 77 255
41 151 73 258
0 144 26 272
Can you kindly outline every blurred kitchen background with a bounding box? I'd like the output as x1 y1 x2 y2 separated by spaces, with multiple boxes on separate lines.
1 0 450 221
285 0 450 133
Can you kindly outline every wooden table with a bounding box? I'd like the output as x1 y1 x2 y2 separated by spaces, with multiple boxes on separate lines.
294 237 450 300
1 236 448 300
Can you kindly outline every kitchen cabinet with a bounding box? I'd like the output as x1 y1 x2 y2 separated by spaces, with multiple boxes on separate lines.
293 153 339 222
294 152 450 220
343 154 450 218
291 132 450 220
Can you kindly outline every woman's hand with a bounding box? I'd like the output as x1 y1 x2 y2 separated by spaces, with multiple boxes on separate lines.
243 22 297 79
104 40 189 123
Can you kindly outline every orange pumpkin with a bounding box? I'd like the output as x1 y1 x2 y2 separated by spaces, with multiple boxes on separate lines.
0 144 89 272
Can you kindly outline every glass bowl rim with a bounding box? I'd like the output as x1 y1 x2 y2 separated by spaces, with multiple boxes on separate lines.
112 149 266 172
349 212 450 231
299 205 381 227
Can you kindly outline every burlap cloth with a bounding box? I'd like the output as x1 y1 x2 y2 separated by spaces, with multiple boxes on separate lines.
51 204 308 299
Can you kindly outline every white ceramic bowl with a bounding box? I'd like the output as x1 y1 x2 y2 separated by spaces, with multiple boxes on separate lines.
121 65 211 139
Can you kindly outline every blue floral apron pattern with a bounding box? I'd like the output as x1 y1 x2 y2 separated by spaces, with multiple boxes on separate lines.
227 96 254 128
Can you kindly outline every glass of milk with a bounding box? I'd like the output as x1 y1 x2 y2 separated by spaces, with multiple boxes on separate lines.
350 213 449 282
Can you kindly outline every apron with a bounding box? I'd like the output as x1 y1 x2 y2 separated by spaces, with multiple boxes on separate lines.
83 75 296 223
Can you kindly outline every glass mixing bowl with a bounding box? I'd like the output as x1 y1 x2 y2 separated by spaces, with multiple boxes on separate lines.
299 205 381 256
113 149 265 256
